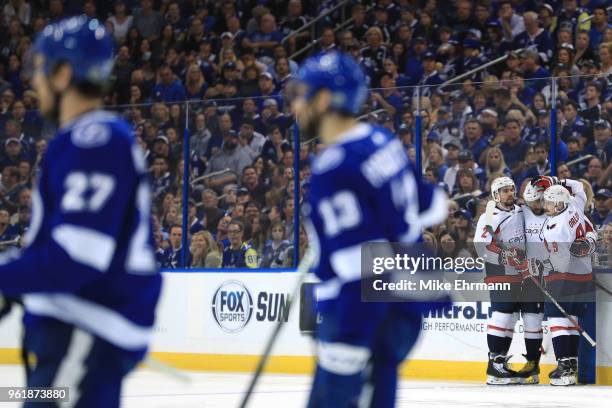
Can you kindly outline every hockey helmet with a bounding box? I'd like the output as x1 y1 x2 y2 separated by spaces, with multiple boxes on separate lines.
295 51 368 115
523 183 543 202
33 16 115 85
542 185 570 214
491 176 515 203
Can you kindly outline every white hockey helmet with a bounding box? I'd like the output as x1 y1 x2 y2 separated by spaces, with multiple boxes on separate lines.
491 176 516 203
523 183 543 202
542 185 570 213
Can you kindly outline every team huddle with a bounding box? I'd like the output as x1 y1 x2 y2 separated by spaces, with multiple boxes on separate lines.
475 175 597 386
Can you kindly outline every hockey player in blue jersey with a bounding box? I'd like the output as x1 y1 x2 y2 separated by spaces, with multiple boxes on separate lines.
0 17 161 407
292 52 448 407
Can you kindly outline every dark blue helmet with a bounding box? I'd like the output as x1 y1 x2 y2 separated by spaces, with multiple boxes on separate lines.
297 51 368 115
34 16 115 84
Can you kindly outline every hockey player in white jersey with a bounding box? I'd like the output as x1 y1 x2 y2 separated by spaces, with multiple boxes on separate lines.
513 182 547 384
474 176 528 385
540 182 596 386
531 176 597 260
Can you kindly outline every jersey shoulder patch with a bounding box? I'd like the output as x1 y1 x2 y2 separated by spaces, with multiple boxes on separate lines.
312 146 346 175
71 122 112 148
68 111 129 149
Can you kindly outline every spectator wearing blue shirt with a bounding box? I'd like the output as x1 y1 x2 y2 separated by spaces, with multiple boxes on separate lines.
361 26 389 77
243 13 283 59
152 64 186 103
501 118 530 175
418 51 443 97
580 80 604 124
589 5 611 50
525 109 548 144
261 98 289 137
461 39 488 83
0 138 28 171
514 11 554 65
566 136 589 176
561 100 589 145
404 37 427 85
510 71 536 108
253 72 282 111
592 189 612 228
162 225 183 268
371 71 403 122
462 119 489 163
484 20 513 67
520 49 550 92
585 119 612 166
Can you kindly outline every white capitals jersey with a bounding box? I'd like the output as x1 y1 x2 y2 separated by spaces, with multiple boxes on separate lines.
560 178 598 247
540 199 592 276
474 203 525 278
522 204 547 261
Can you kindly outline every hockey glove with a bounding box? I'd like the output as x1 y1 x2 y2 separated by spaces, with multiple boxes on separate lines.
570 237 597 258
531 176 560 191
499 247 526 267
517 258 553 279
516 259 533 279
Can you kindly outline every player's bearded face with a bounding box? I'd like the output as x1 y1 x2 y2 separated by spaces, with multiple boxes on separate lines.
498 187 515 207
527 199 544 215
31 55 57 119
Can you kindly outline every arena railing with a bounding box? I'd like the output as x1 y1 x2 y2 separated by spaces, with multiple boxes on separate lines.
12 74 606 274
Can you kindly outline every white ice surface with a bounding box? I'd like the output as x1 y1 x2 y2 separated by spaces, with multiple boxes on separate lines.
0 365 610 407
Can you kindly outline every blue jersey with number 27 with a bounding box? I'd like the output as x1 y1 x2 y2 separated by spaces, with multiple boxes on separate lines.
0 111 161 353
306 123 447 298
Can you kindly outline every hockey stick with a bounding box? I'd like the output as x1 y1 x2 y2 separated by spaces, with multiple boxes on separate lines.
593 276 612 297
483 201 597 347
143 356 192 383
239 247 316 408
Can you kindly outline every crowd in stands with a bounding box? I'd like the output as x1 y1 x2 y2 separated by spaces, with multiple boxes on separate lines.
0 0 610 268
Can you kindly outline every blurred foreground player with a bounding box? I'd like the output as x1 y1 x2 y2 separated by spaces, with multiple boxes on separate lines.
292 52 448 407
0 17 161 407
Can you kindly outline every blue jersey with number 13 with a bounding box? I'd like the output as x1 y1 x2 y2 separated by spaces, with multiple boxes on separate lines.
306 123 447 293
